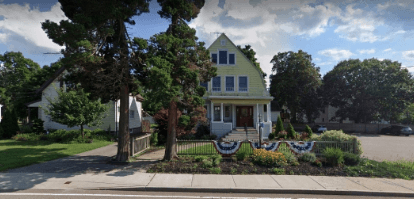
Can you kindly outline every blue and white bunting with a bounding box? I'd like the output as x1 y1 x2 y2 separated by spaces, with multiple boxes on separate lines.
249 141 280 152
285 141 316 154
212 141 242 156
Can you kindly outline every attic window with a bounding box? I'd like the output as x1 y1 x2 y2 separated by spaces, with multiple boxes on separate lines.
221 39 226 46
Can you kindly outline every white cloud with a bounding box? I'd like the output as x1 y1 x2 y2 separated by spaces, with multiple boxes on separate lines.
383 48 392 52
403 51 414 61
318 48 354 61
314 57 321 62
0 3 66 53
318 61 334 66
358 49 375 54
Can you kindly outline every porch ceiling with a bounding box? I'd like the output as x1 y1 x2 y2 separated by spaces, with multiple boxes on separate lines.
210 99 271 104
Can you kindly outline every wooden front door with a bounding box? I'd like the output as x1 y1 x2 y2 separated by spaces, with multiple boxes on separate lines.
236 106 253 127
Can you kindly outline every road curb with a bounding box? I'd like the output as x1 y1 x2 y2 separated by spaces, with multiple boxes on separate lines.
94 186 414 197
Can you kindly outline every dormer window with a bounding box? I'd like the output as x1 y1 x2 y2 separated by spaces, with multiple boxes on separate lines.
221 39 226 46
217 50 236 65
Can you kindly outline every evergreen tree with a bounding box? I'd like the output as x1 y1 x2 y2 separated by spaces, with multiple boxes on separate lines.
304 124 313 138
147 0 216 160
42 0 150 162
286 123 296 140
1 108 20 138
275 115 284 136
0 124 4 139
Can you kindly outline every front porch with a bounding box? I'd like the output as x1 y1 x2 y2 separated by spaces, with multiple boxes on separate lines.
205 98 273 139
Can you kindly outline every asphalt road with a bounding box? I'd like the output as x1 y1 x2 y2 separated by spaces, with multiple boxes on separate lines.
1 189 410 199
356 134 414 162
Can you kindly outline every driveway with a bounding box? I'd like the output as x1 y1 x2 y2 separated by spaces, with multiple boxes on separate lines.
4 143 162 174
356 134 414 162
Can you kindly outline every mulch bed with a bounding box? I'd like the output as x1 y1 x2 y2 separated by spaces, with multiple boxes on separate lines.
147 157 348 176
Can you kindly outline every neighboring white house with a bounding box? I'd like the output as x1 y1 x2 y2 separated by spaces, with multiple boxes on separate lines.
26 67 145 133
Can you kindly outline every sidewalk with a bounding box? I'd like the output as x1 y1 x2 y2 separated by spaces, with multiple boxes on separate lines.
1 171 414 197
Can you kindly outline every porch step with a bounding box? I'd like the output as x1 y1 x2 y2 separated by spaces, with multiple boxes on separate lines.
223 129 259 141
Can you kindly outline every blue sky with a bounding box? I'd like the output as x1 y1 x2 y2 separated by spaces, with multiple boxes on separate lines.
1 0 414 87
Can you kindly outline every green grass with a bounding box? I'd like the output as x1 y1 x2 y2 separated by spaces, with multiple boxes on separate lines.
344 158 414 180
0 139 113 172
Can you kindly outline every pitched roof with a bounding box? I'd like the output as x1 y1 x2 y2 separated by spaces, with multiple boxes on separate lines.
135 94 145 102
35 66 66 94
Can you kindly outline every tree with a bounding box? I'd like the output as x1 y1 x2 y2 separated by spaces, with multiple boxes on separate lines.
399 103 414 124
0 108 20 139
237 45 267 79
146 0 216 160
44 87 108 138
269 50 322 123
275 115 284 135
42 0 150 161
300 87 324 123
323 58 414 123
286 123 296 139
304 125 313 138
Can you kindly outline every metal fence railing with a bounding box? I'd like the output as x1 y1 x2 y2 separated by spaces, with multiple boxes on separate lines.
176 139 357 156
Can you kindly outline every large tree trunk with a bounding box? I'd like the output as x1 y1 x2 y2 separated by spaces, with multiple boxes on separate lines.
80 125 84 139
164 99 178 161
116 85 130 162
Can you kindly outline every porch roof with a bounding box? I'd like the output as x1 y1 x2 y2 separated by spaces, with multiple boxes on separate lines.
210 98 271 104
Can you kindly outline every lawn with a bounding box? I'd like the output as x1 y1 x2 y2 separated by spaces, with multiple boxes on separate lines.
0 139 113 172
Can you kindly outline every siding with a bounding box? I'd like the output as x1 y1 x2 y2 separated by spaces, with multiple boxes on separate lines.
207 34 266 96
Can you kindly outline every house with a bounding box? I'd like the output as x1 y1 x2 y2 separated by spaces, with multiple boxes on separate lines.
202 33 274 138
25 67 144 134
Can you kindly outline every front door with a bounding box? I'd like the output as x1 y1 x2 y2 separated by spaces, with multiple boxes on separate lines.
236 106 253 127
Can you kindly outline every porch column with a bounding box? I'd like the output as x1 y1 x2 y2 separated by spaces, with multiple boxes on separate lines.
256 103 259 131
267 102 271 122
211 101 214 122
220 103 223 122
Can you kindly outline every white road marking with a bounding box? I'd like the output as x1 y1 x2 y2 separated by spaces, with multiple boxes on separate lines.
0 193 290 199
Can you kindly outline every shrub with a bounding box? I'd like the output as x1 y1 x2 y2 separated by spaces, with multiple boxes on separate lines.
252 149 287 167
268 133 275 140
150 132 158 146
32 118 45 135
280 149 298 165
313 159 323 167
277 130 287 139
312 130 363 155
209 167 221 174
272 168 285 174
235 151 251 161
12 133 40 141
211 155 222 166
323 147 344 166
0 125 4 139
1 108 20 138
300 132 309 140
201 159 213 168
343 152 361 166
194 156 209 162
304 125 313 138
20 125 32 134
299 153 317 163
286 123 296 139
275 115 284 135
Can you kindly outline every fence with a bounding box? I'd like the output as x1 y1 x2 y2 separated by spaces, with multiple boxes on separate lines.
130 133 151 156
285 123 414 134
176 139 357 156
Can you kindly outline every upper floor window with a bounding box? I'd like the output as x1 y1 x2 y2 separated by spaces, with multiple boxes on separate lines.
130 110 134 118
239 76 248 92
225 76 234 92
200 81 208 91
229 53 235 65
212 76 221 92
221 39 226 46
219 51 227 64
216 50 235 65
211 53 217 64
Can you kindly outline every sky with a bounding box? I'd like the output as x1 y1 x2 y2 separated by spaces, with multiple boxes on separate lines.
1 0 414 87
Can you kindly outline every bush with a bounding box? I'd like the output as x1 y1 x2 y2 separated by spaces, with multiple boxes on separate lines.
1 108 20 138
343 152 361 166
313 159 323 167
268 133 275 140
272 168 285 174
304 125 313 138
32 118 45 135
323 147 344 166
211 155 222 166
12 133 41 141
275 115 284 135
277 130 287 139
235 151 251 161
20 125 32 134
150 132 158 146
252 149 287 167
47 129 112 143
201 159 213 168
194 155 209 162
0 125 4 139
209 167 221 174
280 149 298 165
312 130 363 155
299 153 317 163
300 132 309 140
286 123 296 139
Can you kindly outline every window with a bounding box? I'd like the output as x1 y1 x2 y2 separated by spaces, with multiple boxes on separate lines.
264 104 267 112
225 76 234 91
200 81 208 91
221 39 226 46
212 76 221 92
239 76 248 92
211 53 217 64
229 53 235 65
130 110 134 118
225 106 231 117
219 50 227 64
214 106 221 121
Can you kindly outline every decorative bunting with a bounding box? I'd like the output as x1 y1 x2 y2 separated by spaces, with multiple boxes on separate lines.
249 141 280 152
212 141 242 156
285 141 316 154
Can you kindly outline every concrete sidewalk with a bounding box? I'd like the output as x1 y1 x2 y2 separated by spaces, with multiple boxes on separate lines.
1 172 414 197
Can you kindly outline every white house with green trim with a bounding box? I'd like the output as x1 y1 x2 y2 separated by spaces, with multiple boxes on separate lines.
202 33 274 139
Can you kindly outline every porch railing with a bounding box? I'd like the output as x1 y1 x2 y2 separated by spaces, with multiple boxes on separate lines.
206 87 270 97
176 139 357 156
